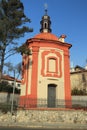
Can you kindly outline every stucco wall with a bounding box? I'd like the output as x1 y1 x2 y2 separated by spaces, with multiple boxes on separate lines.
70 71 87 91
37 47 65 100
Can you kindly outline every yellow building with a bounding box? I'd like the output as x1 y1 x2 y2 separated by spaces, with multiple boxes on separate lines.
70 65 87 93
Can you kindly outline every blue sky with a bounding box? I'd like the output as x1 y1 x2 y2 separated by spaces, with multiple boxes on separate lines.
7 0 87 70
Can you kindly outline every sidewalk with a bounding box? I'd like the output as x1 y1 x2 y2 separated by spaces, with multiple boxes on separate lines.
0 121 87 130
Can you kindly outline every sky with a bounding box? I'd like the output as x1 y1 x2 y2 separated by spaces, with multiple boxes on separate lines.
7 0 87 73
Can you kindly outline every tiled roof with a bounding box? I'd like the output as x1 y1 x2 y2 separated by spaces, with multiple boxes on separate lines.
2 75 21 83
34 33 58 41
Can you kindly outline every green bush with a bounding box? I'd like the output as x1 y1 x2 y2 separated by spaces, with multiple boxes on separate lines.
0 102 11 113
0 81 20 94
0 102 17 113
71 88 87 95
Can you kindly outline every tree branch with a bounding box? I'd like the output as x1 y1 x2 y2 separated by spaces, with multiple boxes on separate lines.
4 51 17 60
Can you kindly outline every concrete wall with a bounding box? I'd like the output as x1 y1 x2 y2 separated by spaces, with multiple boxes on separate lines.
0 92 19 104
72 96 87 101
72 96 87 107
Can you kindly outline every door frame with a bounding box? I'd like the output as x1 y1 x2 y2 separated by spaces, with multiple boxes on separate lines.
47 84 57 108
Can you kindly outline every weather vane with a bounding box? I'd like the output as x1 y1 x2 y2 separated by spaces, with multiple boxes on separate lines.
44 3 48 15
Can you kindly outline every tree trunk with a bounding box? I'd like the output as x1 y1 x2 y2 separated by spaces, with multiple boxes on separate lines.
0 43 6 81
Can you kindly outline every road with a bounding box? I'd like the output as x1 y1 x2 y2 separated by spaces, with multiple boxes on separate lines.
0 127 65 130
0 127 64 130
0 127 87 130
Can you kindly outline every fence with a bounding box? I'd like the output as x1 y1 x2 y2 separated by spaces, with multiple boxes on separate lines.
0 97 87 112
19 98 87 110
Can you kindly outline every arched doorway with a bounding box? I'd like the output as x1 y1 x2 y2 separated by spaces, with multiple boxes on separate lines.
48 84 57 107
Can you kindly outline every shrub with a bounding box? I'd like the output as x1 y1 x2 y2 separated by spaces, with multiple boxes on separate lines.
0 102 17 113
71 87 87 95
0 81 20 94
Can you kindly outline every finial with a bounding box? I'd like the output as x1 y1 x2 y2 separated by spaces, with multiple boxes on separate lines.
44 3 48 10
44 3 48 15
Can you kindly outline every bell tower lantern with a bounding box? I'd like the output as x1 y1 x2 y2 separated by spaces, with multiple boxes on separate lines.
40 9 52 33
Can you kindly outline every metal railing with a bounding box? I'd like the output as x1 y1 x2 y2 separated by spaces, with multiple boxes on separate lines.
18 98 87 110
0 98 87 112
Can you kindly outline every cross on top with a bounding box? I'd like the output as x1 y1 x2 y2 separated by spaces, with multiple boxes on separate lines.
44 3 48 15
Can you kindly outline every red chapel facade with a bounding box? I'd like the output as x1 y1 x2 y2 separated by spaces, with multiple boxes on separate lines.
20 10 72 108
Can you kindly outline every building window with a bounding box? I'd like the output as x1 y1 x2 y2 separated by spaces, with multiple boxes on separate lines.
48 58 56 72
41 50 62 78
45 23 47 28
12 82 14 86
17 84 20 87
47 57 58 74
44 22 48 29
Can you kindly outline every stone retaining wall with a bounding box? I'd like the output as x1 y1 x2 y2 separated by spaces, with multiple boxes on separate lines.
16 109 87 124
0 109 87 125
